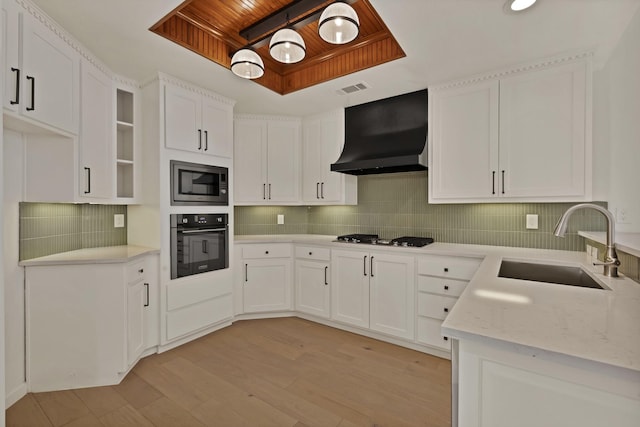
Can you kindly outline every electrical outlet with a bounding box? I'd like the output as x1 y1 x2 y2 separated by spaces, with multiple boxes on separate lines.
277 214 285 225
114 214 125 228
616 207 630 224
526 214 538 230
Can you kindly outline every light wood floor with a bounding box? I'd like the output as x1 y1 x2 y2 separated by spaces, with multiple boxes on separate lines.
6 318 452 427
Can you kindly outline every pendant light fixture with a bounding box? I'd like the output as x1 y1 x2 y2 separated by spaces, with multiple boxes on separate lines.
318 1 360 45
269 27 306 64
230 48 264 79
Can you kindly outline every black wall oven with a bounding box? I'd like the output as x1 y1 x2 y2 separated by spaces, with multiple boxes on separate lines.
170 160 228 206
170 214 229 279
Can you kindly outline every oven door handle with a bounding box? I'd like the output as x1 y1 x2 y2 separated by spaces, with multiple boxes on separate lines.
179 228 227 233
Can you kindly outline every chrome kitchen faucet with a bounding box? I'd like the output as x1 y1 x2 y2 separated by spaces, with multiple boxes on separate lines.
554 203 620 277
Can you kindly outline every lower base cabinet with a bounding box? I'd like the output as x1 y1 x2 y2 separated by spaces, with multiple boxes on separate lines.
239 244 293 313
331 249 415 340
458 339 640 427
25 254 157 392
295 246 331 318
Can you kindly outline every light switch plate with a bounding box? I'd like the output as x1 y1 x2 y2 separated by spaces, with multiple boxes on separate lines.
526 214 538 230
114 214 125 228
277 214 284 225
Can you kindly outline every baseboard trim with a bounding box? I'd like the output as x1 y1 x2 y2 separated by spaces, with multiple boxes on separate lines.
6 382 28 409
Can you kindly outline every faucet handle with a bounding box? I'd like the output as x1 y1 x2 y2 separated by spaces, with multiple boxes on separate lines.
593 259 621 267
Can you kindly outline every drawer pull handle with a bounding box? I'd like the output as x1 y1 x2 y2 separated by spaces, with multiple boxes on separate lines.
444 285 449 290
443 336 449 341
444 307 449 313
10 68 19 105
363 255 367 276
324 266 328 285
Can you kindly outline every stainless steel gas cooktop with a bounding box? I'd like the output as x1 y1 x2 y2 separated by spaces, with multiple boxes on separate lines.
336 234 434 248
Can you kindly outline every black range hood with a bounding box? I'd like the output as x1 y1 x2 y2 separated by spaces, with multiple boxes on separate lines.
331 89 428 175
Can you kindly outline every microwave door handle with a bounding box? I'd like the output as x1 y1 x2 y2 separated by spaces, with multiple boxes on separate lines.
180 228 226 233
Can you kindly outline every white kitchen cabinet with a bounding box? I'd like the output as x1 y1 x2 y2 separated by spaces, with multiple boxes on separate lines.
240 243 293 313
18 9 79 134
295 246 331 319
302 110 357 204
429 55 591 203
416 255 481 351
234 115 301 204
457 339 640 427
25 254 158 392
115 81 139 201
331 248 415 340
164 82 233 158
79 58 113 199
2 0 20 112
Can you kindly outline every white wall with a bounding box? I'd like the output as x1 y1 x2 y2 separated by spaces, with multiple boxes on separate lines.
600 6 640 232
3 130 25 409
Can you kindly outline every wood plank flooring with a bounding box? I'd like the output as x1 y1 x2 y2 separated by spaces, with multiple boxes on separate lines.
6 318 452 427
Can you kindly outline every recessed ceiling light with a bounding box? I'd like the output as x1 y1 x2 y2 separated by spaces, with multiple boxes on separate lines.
505 0 537 13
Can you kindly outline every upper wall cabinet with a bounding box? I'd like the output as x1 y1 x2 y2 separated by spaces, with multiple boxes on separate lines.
234 115 301 205
302 110 357 205
2 0 79 135
429 54 592 203
79 58 113 200
165 82 234 158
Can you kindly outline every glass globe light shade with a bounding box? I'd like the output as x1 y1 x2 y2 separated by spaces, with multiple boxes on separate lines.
318 2 360 44
269 28 306 63
230 49 264 79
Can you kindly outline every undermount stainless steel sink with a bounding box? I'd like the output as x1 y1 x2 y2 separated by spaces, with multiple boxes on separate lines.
498 260 605 289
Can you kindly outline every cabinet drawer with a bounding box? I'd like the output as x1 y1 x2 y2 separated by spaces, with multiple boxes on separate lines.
417 276 467 297
417 317 451 351
126 259 146 284
417 255 481 280
295 246 330 261
242 244 292 259
417 293 458 320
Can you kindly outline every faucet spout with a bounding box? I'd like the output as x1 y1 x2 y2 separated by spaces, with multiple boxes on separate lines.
553 203 620 278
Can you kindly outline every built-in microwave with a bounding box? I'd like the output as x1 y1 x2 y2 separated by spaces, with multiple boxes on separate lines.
170 160 228 206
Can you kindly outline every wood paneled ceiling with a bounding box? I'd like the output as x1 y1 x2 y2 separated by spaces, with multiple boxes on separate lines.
150 0 405 95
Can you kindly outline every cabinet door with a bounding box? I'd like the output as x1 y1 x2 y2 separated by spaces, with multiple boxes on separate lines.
80 59 113 199
201 97 232 158
243 258 292 313
164 84 201 153
234 119 268 203
319 113 345 202
295 260 330 318
499 61 587 198
143 254 159 350
266 120 300 202
369 253 415 340
2 0 20 112
301 119 323 202
22 12 79 134
126 279 145 366
331 249 370 328
430 80 499 201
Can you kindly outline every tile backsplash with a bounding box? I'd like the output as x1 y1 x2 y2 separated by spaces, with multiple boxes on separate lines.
19 203 127 260
235 171 608 252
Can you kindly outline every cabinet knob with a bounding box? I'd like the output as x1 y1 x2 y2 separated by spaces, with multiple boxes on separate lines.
444 285 449 290
138 268 144 273
309 251 312 255
265 251 269 254
444 307 449 313
443 336 449 341
444 267 449 273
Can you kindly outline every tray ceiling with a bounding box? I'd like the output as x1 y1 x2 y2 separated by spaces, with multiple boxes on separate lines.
150 0 405 95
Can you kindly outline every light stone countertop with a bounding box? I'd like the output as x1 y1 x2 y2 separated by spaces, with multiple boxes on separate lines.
578 230 640 258
235 234 640 373
19 245 160 266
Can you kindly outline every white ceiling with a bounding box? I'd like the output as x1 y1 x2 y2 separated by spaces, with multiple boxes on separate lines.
31 0 640 116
